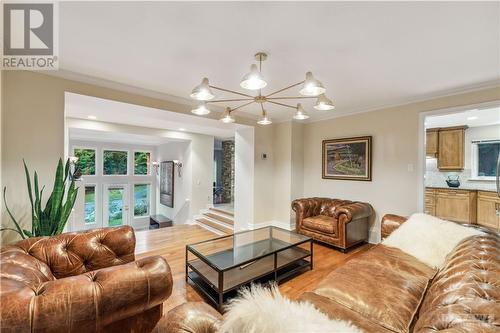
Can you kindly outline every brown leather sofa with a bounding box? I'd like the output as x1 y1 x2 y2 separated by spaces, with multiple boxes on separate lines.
0 225 172 333
164 214 500 333
292 197 372 251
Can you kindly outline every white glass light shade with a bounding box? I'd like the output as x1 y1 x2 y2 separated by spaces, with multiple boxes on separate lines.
191 102 211 115
299 72 326 97
314 94 335 110
257 110 272 125
240 64 267 90
293 103 310 120
190 78 215 101
220 108 235 123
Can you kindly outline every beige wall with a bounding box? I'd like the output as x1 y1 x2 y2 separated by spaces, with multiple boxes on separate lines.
1 71 271 244
303 86 500 242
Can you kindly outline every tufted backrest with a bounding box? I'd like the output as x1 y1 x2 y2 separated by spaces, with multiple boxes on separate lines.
292 197 355 218
414 232 500 332
1 225 136 280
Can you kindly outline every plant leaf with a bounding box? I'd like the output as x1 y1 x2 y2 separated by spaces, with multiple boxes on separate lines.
48 159 64 233
23 160 35 229
2 187 26 239
22 229 33 237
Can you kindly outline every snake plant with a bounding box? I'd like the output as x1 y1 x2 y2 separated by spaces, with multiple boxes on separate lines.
2 158 79 239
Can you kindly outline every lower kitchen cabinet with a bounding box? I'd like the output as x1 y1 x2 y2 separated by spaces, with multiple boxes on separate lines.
434 189 477 224
477 191 500 232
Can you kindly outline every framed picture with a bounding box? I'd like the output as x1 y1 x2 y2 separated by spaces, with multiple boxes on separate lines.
160 161 174 207
322 136 372 181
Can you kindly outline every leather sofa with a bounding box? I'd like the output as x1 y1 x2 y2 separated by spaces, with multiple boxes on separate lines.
292 197 372 251
0 225 172 333
163 214 500 333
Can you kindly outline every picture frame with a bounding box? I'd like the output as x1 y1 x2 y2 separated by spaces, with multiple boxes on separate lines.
160 161 174 207
322 136 372 181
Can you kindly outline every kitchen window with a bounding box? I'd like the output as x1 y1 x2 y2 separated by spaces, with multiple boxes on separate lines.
472 140 500 180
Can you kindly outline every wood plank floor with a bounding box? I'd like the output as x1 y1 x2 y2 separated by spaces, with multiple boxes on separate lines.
135 225 372 313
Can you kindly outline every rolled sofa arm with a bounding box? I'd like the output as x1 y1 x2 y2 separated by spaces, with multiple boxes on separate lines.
0 256 172 332
381 214 408 239
156 302 223 333
334 202 372 223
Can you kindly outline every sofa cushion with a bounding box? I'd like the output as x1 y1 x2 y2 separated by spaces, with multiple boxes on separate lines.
313 245 436 333
302 215 337 234
414 233 500 332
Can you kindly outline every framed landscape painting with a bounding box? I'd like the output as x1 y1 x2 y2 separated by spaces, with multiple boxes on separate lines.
160 161 174 207
322 136 372 181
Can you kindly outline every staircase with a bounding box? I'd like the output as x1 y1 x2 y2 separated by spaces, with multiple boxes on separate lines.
195 207 234 235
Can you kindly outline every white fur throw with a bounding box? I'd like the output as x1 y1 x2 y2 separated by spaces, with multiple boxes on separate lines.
383 213 483 268
220 284 362 333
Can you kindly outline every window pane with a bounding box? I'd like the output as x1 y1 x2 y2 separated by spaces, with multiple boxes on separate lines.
108 187 124 226
134 184 150 216
478 143 500 177
134 152 151 175
84 186 96 224
103 150 128 175
74 149 96 175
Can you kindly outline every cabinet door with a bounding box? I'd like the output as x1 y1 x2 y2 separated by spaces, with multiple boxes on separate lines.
426 130 438 158
435 191 470 223
477 192 500 231
438 128 465 170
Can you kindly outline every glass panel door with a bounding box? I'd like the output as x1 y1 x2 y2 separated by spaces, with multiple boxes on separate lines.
104 184 129 227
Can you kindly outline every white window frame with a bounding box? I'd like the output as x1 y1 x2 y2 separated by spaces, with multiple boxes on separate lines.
133 150 152 176
471 139 500 181
72 145 98 177
83 183 99 227
102 148 129 176
133 182 152 218
103 183 130 227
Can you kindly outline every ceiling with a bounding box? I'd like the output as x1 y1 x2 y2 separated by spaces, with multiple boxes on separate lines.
59 2 500 122
65 92 238 140
425 106 500 128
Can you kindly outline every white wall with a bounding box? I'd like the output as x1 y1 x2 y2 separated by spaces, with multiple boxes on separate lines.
68 139 157 230
234 127 254 231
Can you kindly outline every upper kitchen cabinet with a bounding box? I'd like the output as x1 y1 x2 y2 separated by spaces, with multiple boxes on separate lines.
426 128 439 158
426 125 468 171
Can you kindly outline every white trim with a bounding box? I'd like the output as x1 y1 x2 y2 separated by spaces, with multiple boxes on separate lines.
418 100 500 211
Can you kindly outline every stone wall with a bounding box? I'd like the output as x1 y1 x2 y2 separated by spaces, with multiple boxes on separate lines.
221 140 235 203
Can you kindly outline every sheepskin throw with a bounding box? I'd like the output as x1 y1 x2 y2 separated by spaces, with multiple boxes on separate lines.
220 284 362 333
383 213 483 268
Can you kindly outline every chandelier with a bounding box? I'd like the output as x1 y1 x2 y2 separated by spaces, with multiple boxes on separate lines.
189 52 335 125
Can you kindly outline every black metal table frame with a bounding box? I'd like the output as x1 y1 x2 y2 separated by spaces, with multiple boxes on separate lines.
185 226 313 311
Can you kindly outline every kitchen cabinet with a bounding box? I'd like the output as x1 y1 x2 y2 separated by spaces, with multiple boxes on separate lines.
425 188 436 215
434 188 477 224
437 126 467 171
477 191 500 231
426 129 439 158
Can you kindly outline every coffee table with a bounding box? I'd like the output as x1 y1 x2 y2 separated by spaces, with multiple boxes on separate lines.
185 226 313 311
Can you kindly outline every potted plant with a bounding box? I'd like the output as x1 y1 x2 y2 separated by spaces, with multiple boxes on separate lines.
1 158 79 239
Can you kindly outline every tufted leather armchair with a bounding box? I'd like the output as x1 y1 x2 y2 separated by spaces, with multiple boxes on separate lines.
292 197 372 252
0 225 172 333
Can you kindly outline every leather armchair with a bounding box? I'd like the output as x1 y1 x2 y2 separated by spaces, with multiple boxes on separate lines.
292 198 372 251
0 225 172 333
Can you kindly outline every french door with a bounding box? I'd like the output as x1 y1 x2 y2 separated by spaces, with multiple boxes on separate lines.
103 184 130 227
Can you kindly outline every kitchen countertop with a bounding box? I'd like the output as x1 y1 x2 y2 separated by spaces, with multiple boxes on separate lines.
425 182 497 192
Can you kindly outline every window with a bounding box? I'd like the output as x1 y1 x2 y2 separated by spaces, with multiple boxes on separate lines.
103 150 128 175
134 184 150 217
107 186 125 226
472 140 500 179
134 152 151 175
84 186 96 224
74 148 96 175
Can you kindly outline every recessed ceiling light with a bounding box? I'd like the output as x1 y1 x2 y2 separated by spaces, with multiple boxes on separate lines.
467 116 478 120
87 115 97 120
179 128 186 131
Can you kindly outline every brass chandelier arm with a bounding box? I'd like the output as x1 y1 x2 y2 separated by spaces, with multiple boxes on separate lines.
209 85 254 98
208 98 254 103
231 101 255 112
267 96 316 100
265 81 305 98
267 100 297 109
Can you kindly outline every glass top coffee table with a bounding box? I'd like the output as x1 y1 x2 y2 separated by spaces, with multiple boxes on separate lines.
185 226 313 311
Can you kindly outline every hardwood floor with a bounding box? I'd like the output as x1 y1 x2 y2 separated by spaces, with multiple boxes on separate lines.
135 225 372 313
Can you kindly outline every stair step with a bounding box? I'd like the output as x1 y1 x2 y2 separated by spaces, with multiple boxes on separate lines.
203 212 234 226
196 218 233 235
209 207 234 217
